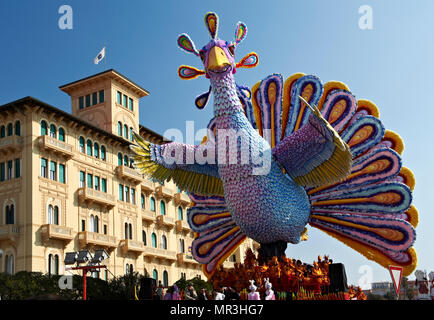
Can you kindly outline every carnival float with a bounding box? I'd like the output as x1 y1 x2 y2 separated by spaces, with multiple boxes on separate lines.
131 12 418 299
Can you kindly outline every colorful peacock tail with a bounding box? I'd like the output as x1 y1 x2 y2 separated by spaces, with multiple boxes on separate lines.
242 73 418 276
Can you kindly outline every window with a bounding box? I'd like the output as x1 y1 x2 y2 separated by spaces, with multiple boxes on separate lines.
79 136 85 153
129 127 133 141
99 90 104 103
101 145 106 161
41 120 47 136
128 223 132 240
124 223 128 240
230 254 236 262
131 188 135 204
117 121 122 136
94 176 100 191
123 94 127 107
123 124 128 139
0 125 5 138
129 158 134 168
101 178 107 193
123 155 128 166
85 94 91 107
15 159 21 178
142 230 146 245
49 124 56 138
58 128 65 142
95 216 99 233
141 193 145 209
7 123 12 136
104 224 107 235
5 255 15 275
161 235 167 249
7 160 13 180
79 96 84 109
0 162 5 182
118 153 122 166
48 205 59 225
94 142 99 158
125 186 130 202
128 98 133 111
59 164 65 183
41 158 48 178
48 254 53 275
15 121 21 136
117 91 122 104
178 207 183 220
90 215 95 232
49 161 57 180
152 269 158 282
180 239 185 253
81 219 85 231
119 184 124 201
92 92 98 105
86 139 92 156
150 197 156 212
79 171 85 188
5 204 15 225
87 173 93 188
163 271 168 287
54 255 59 275
151 233 157 248
160 201 166 215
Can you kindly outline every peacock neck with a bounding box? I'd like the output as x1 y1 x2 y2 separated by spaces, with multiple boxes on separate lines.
211 72 244 118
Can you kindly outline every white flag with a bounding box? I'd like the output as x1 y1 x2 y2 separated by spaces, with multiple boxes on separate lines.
94 47 105 64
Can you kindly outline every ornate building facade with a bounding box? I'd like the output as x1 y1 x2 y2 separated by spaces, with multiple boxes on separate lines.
0 69 255 285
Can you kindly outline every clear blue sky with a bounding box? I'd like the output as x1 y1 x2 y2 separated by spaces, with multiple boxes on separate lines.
1 0 433 287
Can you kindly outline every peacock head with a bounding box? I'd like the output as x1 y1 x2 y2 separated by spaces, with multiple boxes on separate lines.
177 12 259 109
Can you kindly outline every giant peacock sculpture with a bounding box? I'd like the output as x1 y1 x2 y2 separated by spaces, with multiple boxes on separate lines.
131 12 418 278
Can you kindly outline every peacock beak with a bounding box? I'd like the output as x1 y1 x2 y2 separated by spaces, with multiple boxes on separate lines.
207 46 230 72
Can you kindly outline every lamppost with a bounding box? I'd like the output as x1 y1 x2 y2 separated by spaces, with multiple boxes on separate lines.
64 249 109 300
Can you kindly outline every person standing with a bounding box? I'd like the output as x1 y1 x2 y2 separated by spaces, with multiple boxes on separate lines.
184 283 198 300
198 288 208 300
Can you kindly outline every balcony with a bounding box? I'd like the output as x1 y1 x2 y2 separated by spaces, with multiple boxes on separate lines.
143 247 177 263
155 185 173 200
38 135 74 159
116 165 143 185
175 220 190 233
141 209 155 223
120 239 145 255
78 231 117 251
140 179 154 194
177 253 199 265
0 225 19 245
156 214 175 229
78 187 115 209
41 224 73 245
174 192 191 206
0 136 24 154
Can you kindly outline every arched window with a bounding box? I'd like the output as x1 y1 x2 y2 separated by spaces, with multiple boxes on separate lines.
7 123 13 136
124 222 128 239
128 223 133 240
0 125 5 138
86 139 92 156
150 197 156 212
163 271 168 287
117 121 122 136
79 136 85 153
180 239 185 253
151 233 157 248
48 254 53 275
142 230 147 246
54 206 59 225
90 215 95 232
95 216 99 233
94 142 99 158
15 121 21 136
41 120 47 136
129 127 133 141
101 145 106 161
6 255 14 275
123 155 128 166
48 254 59 275
54 255 59 275
178 207 183 220
140 193 145 209
161 235 167 249
58 128 65 141
118 153 122 166
152 269 158 282
48 205 54 224
160 201 166 215
124 124 128 138
126 263 130 275
49 124 57 138
5 204 14 225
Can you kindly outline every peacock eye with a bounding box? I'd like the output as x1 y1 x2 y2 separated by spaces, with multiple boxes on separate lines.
199 51 206 62
228 44 235 56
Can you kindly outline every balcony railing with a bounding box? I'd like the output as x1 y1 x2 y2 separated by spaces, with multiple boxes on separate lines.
0 225 19 244
177 253 199 265
41 224 73 244
155 185 173 199
140 179 154 193
175 220 190 233
78 231 117 250
141 209 155 223
143 247 176 262
0 136 23 153
156 215 175 229
78 187 115 209
39 135 74 158
116 165 143 185
120 239 145 255
174 192 191 206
